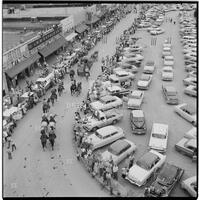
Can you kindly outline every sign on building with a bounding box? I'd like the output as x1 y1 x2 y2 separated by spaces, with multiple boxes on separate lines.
60 15 74 33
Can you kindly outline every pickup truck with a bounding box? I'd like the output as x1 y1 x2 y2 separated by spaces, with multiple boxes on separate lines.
83 109 123 132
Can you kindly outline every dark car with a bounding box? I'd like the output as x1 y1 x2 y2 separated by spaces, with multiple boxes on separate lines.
144 163 184 197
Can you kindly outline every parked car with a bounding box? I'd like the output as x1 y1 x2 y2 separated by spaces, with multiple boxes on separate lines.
164 55 174 66
85 125 125 150
100 139 137 165
113 65 138 74
130 109 147 134
162 47 172 57
106 85 131 98
162 85 178 104
185 63 196 72
184 127 196 139
109 70 135 83
161 66 174 81
143 61 155 74
181 176 197 197
126 150 166 187
175 137 196 159
145 163 184 197
183 76 196 87
83 109 123 132
90 95 123 112
184 85 196 97
163 43 172 48
137 74 153 90
174 103 196 126
187 70 196 78
127 90 144 109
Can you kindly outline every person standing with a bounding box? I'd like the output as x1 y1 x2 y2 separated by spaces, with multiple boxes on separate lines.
112 164 119 180
11 140 16 152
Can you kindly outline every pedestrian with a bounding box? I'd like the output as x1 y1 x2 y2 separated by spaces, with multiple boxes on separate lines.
76 150 80 161
121 167 128 179
112 164 119 180
7 135 11 149
128 155 135 168
106 172 112 186
11 140 16 152
7 148 12 159
48 127 56 150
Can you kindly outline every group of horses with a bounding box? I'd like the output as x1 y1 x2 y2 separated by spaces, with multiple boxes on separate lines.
70 82 82 96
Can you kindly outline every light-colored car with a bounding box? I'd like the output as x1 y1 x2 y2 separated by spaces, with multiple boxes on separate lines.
149 123 169 153
126 150 166 187
181 176 197 197
184 85 196 97
113 66 138 74
110 70 135 83
161 66 174 81
184 127 196 139
83 109 123 132
106 85 131 98
175 137 196 158
187 70 196 78
150 28 164 35
164 55 174 66
36 72 54 90
162 47 172 57
128 44 143 52
183 76 196 86
174 103 196 126
163 43 172 48
185 63 196 72
86 125 125 150
143 61 155 74
130 109 147 135
127 90 144 109
137 74 153 89
162 85 178 104
100 139 137 165
90 95 123 112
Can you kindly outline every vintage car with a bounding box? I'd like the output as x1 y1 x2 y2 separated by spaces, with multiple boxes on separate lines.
174 103 196 126
164 55 174 67
85 125 125 150
100 139 137 165
90 95 123 112
185 63 197 72
128 44 143 52
161 66 174 81
137 74 153 90
163 43 172 48
184 85 196 97
149 123 169 153
150 28 165 35
126 150 166 187
187 70 196 78
127 90 144 109
143 61 155 74
83 109 123 132
162 47 172 57
181 176 197 197
113 65 138 73
145 163 184 197
106 85 131 98
35 72 54 90
109 70 135 83
183 77 197 87
130 109 147 135
162 85 178 104
184 127 196 139
175 137 196 159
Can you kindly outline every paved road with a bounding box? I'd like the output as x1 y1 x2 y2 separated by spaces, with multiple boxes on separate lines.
3 10 138 197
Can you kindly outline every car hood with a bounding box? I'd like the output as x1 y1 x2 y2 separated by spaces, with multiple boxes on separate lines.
128 98 141 106
90 101 104 110
86 117 99 126
128 165 149 183
87 134 101 146
137 80 148 86
149 138 167 149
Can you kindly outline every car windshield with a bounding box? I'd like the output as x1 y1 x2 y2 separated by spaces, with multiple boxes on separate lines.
165 57 174 61
146 61 154 66
133 117 144 122
141 76 149 81
167 91 177 96
152 133 166 139
95 132 103 139
163 69 172 72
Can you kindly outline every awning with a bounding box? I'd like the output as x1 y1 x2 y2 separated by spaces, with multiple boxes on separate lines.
86 16 100 25
75 24 89 34
39 36 66 57
6 53 40 79
65 32 78 41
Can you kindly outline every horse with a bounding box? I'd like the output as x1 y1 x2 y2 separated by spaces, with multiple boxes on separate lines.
40 133 48 151
70 83 76 96
48 131 56 150
76 82 82 96
58 84 64 96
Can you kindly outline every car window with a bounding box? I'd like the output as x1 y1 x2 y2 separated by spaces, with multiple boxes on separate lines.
103 134 111 139
95 132 103 139
185 144 195 151
152 133 166 139
119 144 131 154
111 131 118 136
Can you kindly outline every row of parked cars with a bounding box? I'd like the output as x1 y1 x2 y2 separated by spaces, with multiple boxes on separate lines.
81 7 196 197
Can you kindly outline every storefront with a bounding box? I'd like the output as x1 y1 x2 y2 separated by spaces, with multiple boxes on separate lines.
38 36 67 60
65 32 78 42
85 15 100 29
75 24 89 38
5 53 41 89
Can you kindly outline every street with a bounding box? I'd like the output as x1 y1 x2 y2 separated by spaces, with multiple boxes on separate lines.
3 10 138 197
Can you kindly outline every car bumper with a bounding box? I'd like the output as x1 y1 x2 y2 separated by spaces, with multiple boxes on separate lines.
125 176 143 187
162 77 173 81
149 146 166 153
137 85 149 90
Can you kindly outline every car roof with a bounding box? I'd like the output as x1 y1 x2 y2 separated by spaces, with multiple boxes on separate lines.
163 66 173 70
137 151 159 169
159 163 179 184
165 55 174 59
146 61 155 65
186 139 196 148
152 123 168 135
165 86 177 93
109 75 119 81
116 70 129 75
107 85 121 91
182 104 195 114
96 126 118 137
132 110 144 118
100 95 116 102
131 90 143 96
141 74 150 80
109 139 130 155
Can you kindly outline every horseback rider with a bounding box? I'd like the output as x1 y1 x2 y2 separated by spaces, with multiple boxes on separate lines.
40 132 48 151
41 113 49 124
48 127 56 150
